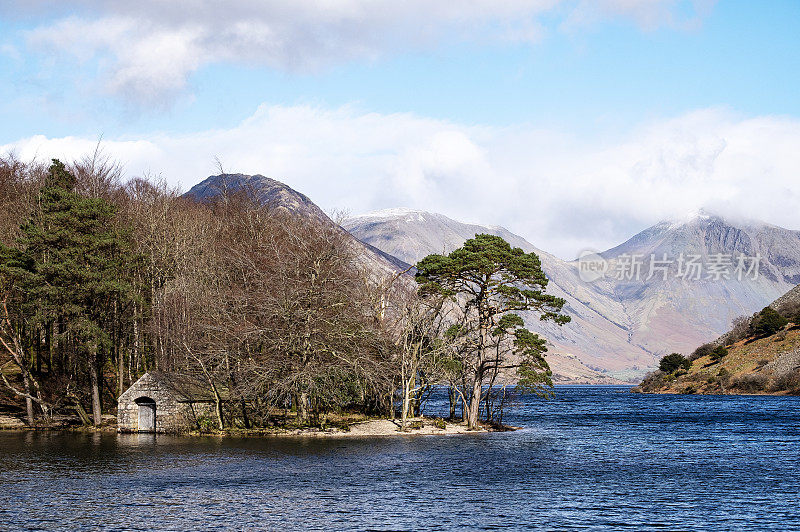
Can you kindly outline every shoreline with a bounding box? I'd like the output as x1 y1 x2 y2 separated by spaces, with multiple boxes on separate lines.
630 387 799 397
0 415 511 438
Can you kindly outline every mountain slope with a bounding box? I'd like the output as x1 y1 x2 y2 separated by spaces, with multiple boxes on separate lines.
590 210 800 357
635 283 800 396
344 209 657 382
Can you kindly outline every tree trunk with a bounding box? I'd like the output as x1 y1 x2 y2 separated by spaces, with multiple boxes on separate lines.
297 392 310 424
387 389 395 421
117 347 125 398
72 397 92 426
467 316 489 430
88 345 102 427
240 399 250 429
214 395 224 431
401 380 412 431
23 373 34 425
467 377 481 429
449 387 457 420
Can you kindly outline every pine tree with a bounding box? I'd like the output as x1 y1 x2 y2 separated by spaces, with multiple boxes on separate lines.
415 234 569 429
15 160 139 425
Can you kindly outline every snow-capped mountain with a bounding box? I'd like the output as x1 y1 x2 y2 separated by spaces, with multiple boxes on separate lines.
588 209 800 357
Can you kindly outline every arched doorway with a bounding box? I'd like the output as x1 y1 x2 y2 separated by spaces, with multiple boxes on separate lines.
134 397 156 432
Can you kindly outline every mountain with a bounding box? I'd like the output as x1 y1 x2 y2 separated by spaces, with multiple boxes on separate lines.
184 174 410 274
344 209 655 382
345 208 800 382
342 209 535 265
588 210 800 358
185 173 328 222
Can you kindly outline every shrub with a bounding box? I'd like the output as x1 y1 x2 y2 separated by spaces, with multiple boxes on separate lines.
770 369 800 394
750 307 789 337
710 346 729 361
723 315 753 344
779 300 800 326
690 343 714 361
195 415 216 433
731 373 769 393
659 353 691 373
637 370 666 392
432 417 446 430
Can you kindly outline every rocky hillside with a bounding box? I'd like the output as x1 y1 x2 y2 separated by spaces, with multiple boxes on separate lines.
771 283 800 314
634 326 800 396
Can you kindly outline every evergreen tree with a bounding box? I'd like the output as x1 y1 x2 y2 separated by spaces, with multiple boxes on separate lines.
415 234 569 429
659 353 690 373
14 160 139 425
710 345 728 361
750 307 788 338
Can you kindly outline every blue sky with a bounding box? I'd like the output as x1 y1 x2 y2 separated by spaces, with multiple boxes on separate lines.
1 1 799 258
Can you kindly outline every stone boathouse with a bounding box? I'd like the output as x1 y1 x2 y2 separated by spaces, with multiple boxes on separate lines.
117 372 218 433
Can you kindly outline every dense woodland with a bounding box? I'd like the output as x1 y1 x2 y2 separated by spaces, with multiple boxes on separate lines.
0 155 567 431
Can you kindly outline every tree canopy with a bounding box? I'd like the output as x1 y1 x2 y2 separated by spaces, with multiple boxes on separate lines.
659 353 690 374
750 307 788 338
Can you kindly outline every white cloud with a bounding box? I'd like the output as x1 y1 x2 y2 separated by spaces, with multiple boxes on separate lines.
564 0 715 31
3 103 798 260
15 0 712 103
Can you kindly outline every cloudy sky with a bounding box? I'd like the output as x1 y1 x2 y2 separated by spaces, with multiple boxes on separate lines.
1 0 799 258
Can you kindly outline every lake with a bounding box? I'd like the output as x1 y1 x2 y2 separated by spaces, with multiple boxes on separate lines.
1 386 799 531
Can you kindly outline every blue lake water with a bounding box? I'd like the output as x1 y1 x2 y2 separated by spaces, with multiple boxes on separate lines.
1 386 799 531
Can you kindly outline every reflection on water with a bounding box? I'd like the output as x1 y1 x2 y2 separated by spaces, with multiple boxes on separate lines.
2 387 799 531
